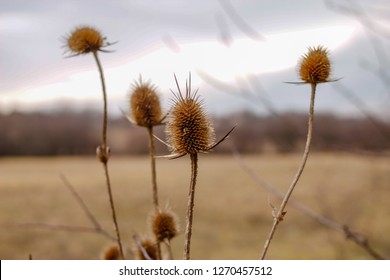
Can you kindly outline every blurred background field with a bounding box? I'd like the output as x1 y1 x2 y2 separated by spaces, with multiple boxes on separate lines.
1 153 389 260
1 0 390 261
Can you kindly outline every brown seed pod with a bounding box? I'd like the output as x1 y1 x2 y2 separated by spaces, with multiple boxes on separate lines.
129 78 162 127
151 209 179 242
136 238 158 260
65 26 105 55
166 76 215 157
299 46 331 84
101 244 121 260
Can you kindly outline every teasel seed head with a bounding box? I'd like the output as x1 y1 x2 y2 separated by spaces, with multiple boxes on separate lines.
136 238 158 260
299 46 331 84
128 77 163 127
96 144 110 163
65 26 107 55
101 244 121 260
151 209 179 242
166 75 215 158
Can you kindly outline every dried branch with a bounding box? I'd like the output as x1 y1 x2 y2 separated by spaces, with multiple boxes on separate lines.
132 234 153 260
17 222 116 242
60 174 101 230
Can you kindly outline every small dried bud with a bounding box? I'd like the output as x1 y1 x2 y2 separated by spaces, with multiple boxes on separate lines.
166 77 215 156
96 144 110 163
136 238 158 260
65 26 105 55
299 46 331 84
101 244 121 260
129 78 162 127
151 209 179 242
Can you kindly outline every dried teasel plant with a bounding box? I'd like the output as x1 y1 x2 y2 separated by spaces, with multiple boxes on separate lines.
164 74 235 260
260 46 338 259
125 77 165 211
63 26 124 259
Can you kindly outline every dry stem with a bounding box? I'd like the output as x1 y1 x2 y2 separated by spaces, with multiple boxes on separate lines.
147 126 159 210
92 50 124 259
260 83 317 260
184 153 198 260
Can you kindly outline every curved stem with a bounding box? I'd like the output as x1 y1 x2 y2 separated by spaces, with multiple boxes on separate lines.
184 153 198 260
92 51 108 146
92 50 124 259
260 83 317 260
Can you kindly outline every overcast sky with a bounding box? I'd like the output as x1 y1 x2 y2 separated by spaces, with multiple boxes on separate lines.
1 0 389 119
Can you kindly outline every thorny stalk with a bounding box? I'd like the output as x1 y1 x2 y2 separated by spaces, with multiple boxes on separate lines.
147 126 159 210
260 83 317 260
184 153 199 260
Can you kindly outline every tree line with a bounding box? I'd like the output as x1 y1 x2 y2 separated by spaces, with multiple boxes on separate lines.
0 110 389 156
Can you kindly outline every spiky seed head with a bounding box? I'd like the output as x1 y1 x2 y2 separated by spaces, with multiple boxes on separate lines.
129 78 162 127
151 209 179 242
101 244 121 260
299 46 331 84
166 81 215 156
136 238 158 260
65 26 105 55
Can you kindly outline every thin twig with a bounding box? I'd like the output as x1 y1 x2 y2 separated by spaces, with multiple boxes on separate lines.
260 83 317 259
132 234 152 260
60 174 101 230
184 153 198 260
17 222 116 241
164 239 174 260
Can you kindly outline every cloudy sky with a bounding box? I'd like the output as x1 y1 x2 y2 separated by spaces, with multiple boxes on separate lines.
1 0 389 119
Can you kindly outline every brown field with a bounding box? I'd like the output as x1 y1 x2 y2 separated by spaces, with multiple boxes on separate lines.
0 153 389 260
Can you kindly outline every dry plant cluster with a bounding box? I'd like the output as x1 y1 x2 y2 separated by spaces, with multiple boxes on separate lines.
53 25 386 260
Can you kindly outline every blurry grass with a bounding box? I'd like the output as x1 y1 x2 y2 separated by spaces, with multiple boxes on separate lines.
0 153 389 259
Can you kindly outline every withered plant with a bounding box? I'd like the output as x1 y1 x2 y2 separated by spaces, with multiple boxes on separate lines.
165 74 234 260
126 77 165 210
260 46 337 259
64 26 124 259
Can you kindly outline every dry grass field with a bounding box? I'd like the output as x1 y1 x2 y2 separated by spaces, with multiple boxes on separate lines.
0 152 389 260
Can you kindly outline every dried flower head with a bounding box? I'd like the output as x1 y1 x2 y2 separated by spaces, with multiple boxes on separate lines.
299 46 331 84
129 78 163 127
166 75 215 158
101 244 121 260
151 209 179 242
136 238 158 260
65 26 106 55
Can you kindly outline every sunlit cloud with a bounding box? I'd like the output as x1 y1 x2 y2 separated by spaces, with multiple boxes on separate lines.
1 24 357 113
